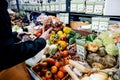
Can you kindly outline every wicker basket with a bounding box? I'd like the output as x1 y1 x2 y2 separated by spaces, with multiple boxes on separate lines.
31 63 69 80
70 21 89 30
73 29 94 36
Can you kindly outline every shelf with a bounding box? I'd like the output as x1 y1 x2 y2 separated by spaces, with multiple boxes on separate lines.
70 12 120 21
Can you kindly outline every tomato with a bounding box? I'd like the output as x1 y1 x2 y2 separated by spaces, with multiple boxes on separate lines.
41 68 48 76
55 62 61 68
59 61 64 66
65 60 69 65
47 58 55 65
53 53 61 59
54 74 58 79
39 61 48 67
45 71 52 79
51 66 58 73
59 67 66 73
63 50 68 57
57 71 64 79
36 28 43 34
59 51 64 58
36 32 41 37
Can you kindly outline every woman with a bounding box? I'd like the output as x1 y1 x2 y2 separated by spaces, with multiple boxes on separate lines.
0 0 52 71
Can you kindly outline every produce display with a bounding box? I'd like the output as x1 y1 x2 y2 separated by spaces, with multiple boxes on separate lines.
23 14 120 80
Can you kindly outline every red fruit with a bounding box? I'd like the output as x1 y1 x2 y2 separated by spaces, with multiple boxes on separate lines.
36 32 41 37
45 71 52 79
47 58 55 65
39 61 48 67
57 71 64 79
51 66 58 73
41 68 48 75
54 74 58 79
59 67 66 73
53 53 61 59
65 60 69 65
63 50 69 57
55 62 61 68
60 36 67 41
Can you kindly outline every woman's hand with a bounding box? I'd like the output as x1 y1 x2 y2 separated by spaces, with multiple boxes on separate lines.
40 27 53 40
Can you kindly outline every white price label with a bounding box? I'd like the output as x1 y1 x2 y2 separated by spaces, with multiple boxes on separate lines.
86 5 94 13
61 4 66 11
32 7 34 11
56 5 59 11
51 5 55 11
94 5 103 14
60 16 64 22
77 45 85 58
99 22 108 31
77 4 84 12
39 7 41 11
43 6 46 11
36 6 38 11
92 21 99 30
71 4 77 12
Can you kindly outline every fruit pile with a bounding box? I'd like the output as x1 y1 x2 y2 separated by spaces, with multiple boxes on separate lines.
32 50 71 80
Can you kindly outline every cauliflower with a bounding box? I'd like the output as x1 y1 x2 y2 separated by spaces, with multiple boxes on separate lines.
105 44 119 56
93 38 103 47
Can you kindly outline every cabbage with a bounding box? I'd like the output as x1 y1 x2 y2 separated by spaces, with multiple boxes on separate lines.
97 32 115 46
98 32 109 40
93 38 103 47
105 44 119 56
102 37 114 46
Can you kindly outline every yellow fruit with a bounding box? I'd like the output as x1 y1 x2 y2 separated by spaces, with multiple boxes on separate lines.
57 31 63 36
63 27 71 34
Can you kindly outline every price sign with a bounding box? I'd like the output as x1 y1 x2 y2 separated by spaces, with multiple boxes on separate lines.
76 39 86 59
71 3 77 12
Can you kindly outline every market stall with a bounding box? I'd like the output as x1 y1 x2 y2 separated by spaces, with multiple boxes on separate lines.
23 14 120 80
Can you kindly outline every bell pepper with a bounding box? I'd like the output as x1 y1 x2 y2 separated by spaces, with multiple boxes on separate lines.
75 32 81 39
86 34 96 42
60 36 67 41
50 31 56 44
69 37 75 45
70 30 76 36
54 34 59 41
63 27 71 34
51 31 56 35
57 31 63 36
50 34 55 44
57 41 67 51
66 34 73 40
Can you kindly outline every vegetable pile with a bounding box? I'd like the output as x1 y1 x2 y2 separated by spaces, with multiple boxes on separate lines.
30 16 119 80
